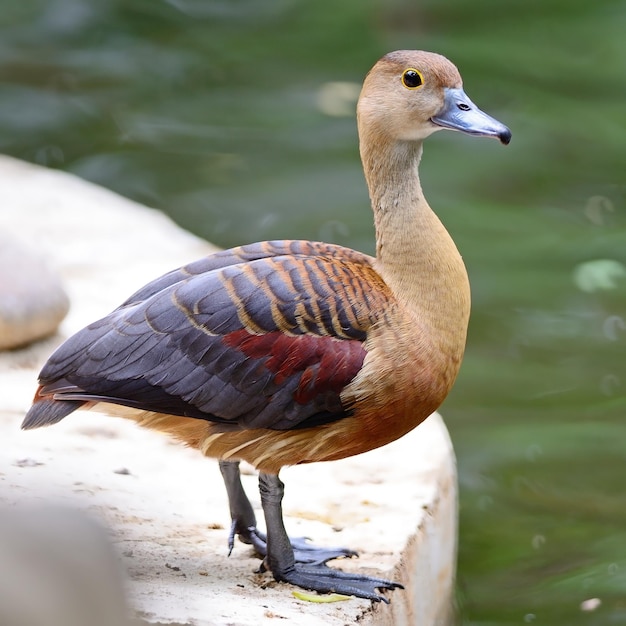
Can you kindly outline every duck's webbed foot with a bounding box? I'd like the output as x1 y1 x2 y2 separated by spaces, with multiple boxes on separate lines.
240 525 357 564
269 561 403 603
259 471 403 602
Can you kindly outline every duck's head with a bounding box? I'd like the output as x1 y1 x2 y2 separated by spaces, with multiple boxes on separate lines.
357 50 511 146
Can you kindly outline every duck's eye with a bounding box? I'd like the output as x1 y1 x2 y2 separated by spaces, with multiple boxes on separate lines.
402 68 423 90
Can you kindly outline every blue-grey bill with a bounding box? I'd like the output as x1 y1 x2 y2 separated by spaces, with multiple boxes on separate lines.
431 87 511 145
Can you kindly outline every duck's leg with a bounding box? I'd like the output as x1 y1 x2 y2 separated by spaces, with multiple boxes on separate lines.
219 460 354 563
219 460 262 554
258 471 402 602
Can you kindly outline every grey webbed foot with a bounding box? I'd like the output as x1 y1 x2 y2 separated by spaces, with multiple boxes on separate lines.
239 524 357 564
270 562 403 603
220 461 403 601
259 471 403 602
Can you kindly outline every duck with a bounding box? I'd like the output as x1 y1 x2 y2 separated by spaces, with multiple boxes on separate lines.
22 50 510 602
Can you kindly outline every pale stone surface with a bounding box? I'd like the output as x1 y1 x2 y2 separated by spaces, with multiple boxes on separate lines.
0 235 70 350
0 155 457 625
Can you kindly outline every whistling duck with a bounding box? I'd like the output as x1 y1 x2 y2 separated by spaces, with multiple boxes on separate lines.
23 50 510 602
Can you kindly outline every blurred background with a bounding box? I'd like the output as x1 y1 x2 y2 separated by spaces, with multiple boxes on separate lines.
0 0 624 623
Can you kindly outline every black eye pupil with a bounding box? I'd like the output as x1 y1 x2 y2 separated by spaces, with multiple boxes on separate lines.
403 70 422 88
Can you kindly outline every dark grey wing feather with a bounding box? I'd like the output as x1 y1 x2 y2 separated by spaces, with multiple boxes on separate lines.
25 241 385 431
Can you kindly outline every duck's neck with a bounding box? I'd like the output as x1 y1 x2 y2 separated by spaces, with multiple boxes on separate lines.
360 137 471 358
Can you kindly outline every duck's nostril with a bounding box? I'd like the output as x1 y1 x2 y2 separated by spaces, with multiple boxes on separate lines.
457 102 471 111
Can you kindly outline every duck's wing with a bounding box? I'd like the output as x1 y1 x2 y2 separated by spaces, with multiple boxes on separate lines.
24 241 391 432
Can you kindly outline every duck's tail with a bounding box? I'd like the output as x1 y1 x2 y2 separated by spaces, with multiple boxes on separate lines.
22 394 86 430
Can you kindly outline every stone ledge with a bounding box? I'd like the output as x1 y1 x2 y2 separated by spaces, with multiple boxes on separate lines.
0 155 457 626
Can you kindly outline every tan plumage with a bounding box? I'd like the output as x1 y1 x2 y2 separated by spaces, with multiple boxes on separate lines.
23 51 510 601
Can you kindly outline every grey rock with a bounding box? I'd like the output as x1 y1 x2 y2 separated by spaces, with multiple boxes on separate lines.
0 235 69 350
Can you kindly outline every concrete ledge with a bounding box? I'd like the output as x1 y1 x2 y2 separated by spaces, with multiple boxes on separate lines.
0 155 457 625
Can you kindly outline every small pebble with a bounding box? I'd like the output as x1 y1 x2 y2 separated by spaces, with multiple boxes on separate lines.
14 458 44 467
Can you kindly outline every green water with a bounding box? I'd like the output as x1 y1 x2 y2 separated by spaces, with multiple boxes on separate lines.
1 1 624 623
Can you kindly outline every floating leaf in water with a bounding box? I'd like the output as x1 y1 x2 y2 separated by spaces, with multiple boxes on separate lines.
580 597 602 612
316 81 360 117
584 195 614 225
573 259 626 293
603 315 626 341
